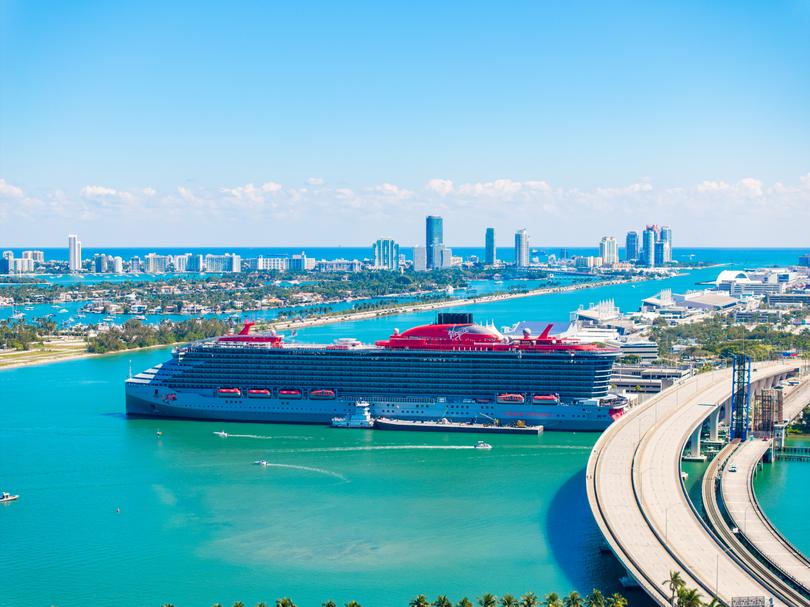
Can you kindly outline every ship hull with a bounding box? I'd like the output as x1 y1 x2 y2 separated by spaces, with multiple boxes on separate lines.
126 382 619 431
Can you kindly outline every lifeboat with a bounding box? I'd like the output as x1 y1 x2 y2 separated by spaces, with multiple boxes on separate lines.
217 388 241 397
163 393 177 402
496 393 525 404
278 389 302 399
532 394 560 404
475 398 492 404
247 389 272 398
310 389 336 400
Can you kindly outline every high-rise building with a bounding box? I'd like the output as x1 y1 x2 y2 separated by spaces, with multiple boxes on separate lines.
659 226 673 263
440 246 454 268
372 239 400 270
425 215 444 269
289 252 315 272
112 256 124 274
0 251 13 274
412 246 427 271
625 231 639 261
93 254 109 273
514 229 530 268
130 256 143 273
145 253 171 274
599 236 619 265
22 250 45 263
485 228 496 265
187 254 204 272
641 227 656 267
68 234 82 272
173 254 190 273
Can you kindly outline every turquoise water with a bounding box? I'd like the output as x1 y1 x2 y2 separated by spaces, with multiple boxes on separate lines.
753 436 810 557
0 258 801 606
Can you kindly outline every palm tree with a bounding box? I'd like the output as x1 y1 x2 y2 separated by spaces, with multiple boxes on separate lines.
501 595 518 607
345 602 362 607
478 593 498 607
520 593 539 607
676 587 702 607
322 602 336 607
704 598 721 607
457 598 473 607
433 596 453 607
663 570 685 604
563 592 582 607
411 595 430 607
276 599 296 607
257 603 268 607
543 593 563 607
585 590 605 607
234 602 246 607
606 595 627 607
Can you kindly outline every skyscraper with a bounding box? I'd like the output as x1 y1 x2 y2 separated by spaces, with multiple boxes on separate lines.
599 236 619 265
485 227 496 265
412 246 427 271
659 226 673 263
425 216 443 269
641 227 656 267
68 234 82 272
373 238 400 270
514 229 529 268
625 231 639 261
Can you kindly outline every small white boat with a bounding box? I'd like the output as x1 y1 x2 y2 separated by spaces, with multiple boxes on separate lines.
0 491 19 503
474 441 493 450
134 315 147 321
254 460 270 466
331 400 374 428
59 308 69 314
156 430 163 437
213 430 228 438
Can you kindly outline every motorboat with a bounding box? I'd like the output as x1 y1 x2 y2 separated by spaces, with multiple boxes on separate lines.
474 441 493 450
213 430 228 437
0 491 19 503
331 400 374 428
254 460 270 466
156 430 163 437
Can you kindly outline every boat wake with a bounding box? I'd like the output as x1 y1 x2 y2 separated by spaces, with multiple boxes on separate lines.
256 462 348 481
277 445 478 453
216 433 274 440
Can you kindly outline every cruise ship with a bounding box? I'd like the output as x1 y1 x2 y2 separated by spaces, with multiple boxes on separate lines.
125 313 626 431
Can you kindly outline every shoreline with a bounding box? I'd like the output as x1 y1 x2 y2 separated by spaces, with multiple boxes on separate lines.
0 275 639 372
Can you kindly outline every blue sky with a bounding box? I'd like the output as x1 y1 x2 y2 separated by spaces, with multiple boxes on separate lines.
1 0 809 247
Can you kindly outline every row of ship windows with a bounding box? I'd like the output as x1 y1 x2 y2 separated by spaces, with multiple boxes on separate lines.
171 372 613 383
182 359 613 371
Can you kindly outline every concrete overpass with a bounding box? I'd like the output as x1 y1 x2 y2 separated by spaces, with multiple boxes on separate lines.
702 380 810 601
587 362 799 606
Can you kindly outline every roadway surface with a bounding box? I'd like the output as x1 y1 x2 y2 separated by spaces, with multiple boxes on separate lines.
720 380 810 594
587 363 798 606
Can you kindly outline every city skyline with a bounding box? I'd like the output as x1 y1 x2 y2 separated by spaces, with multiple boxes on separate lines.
1 1 809 247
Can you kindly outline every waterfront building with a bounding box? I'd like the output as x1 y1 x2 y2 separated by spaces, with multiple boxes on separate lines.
315 258 363 272
187 254 204 272
113 256 124 274
255 256 289 271
575 256 601 269
290 252 315 272
68 234 82 273
22 250 45 263
625 231 639 261
129 256 143 273
0 252 11 274
425 215 444 269
413 246 427 271
514 229 530 268
559 248 569 260
372 238 400 270
799 254 810 267
12 257 35 273
145 253 172 274
93 253 110 273
440 246 455 268
660 225 673 253
485 228 496 265
173 254 190 273
599 236 619 265
654 240 671 266
641 227 656 267
205 253 241 273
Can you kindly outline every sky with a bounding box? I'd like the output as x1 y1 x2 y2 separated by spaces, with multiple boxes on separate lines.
1 0 809 248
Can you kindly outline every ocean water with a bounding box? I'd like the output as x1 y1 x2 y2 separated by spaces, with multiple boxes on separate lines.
1 251 806 606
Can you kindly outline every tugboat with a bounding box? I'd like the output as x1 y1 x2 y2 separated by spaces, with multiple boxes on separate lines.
0 491 19 503
331 401 375 429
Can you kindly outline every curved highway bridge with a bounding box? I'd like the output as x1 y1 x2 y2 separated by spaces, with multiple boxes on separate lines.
587 363 802 607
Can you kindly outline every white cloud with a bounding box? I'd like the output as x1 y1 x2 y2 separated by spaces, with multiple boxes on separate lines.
426 178 454 196
307 177 324 186
0 178 24 198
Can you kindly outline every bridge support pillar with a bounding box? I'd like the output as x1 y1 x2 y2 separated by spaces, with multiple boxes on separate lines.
708 408 720 441
683 425 706 461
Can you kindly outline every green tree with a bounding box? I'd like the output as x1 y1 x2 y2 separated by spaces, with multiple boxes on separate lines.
585 589 605 607
544 594 563 607
345 602 362 607
501 595 518 607
563 592 582 607
411 596 430 607
478 594 498 607
234 602 246 607
457 598 474 607
433 596 453 607
520 593 539 607
322 601 337 607
606 594 627 607
704 599 721 607
275 599 296 607
663 570 685 603
675 587 702 607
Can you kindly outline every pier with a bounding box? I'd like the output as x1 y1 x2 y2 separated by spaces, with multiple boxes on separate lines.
587 362 800 606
